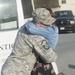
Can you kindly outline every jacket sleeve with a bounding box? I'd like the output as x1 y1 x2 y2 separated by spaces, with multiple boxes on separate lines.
32 35 57 63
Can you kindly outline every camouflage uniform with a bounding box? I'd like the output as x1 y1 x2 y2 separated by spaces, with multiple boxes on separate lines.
1 25 57 75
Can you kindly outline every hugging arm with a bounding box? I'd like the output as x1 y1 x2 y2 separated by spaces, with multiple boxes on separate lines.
32 36 57 63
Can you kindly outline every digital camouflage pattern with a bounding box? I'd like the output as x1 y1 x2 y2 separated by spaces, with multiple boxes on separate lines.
1 25 57 75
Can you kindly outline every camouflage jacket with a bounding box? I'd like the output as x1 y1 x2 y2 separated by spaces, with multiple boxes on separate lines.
1 25 57 75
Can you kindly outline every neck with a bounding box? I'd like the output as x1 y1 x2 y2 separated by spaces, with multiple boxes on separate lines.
35 22 48 28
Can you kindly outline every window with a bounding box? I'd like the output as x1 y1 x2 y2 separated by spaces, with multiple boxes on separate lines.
0 0 18 31
21 0 33 19
62 0 66 4
55 11 73 18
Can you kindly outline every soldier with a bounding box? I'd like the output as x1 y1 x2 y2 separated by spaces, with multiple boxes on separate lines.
26 8 59 75
1 8 57 75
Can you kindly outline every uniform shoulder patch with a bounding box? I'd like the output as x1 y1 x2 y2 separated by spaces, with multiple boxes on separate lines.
41 40 50 50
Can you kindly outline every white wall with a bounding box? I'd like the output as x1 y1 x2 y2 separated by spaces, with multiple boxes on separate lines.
52 0 75 15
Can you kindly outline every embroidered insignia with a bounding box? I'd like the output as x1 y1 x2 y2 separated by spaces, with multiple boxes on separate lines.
41 40 49 50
